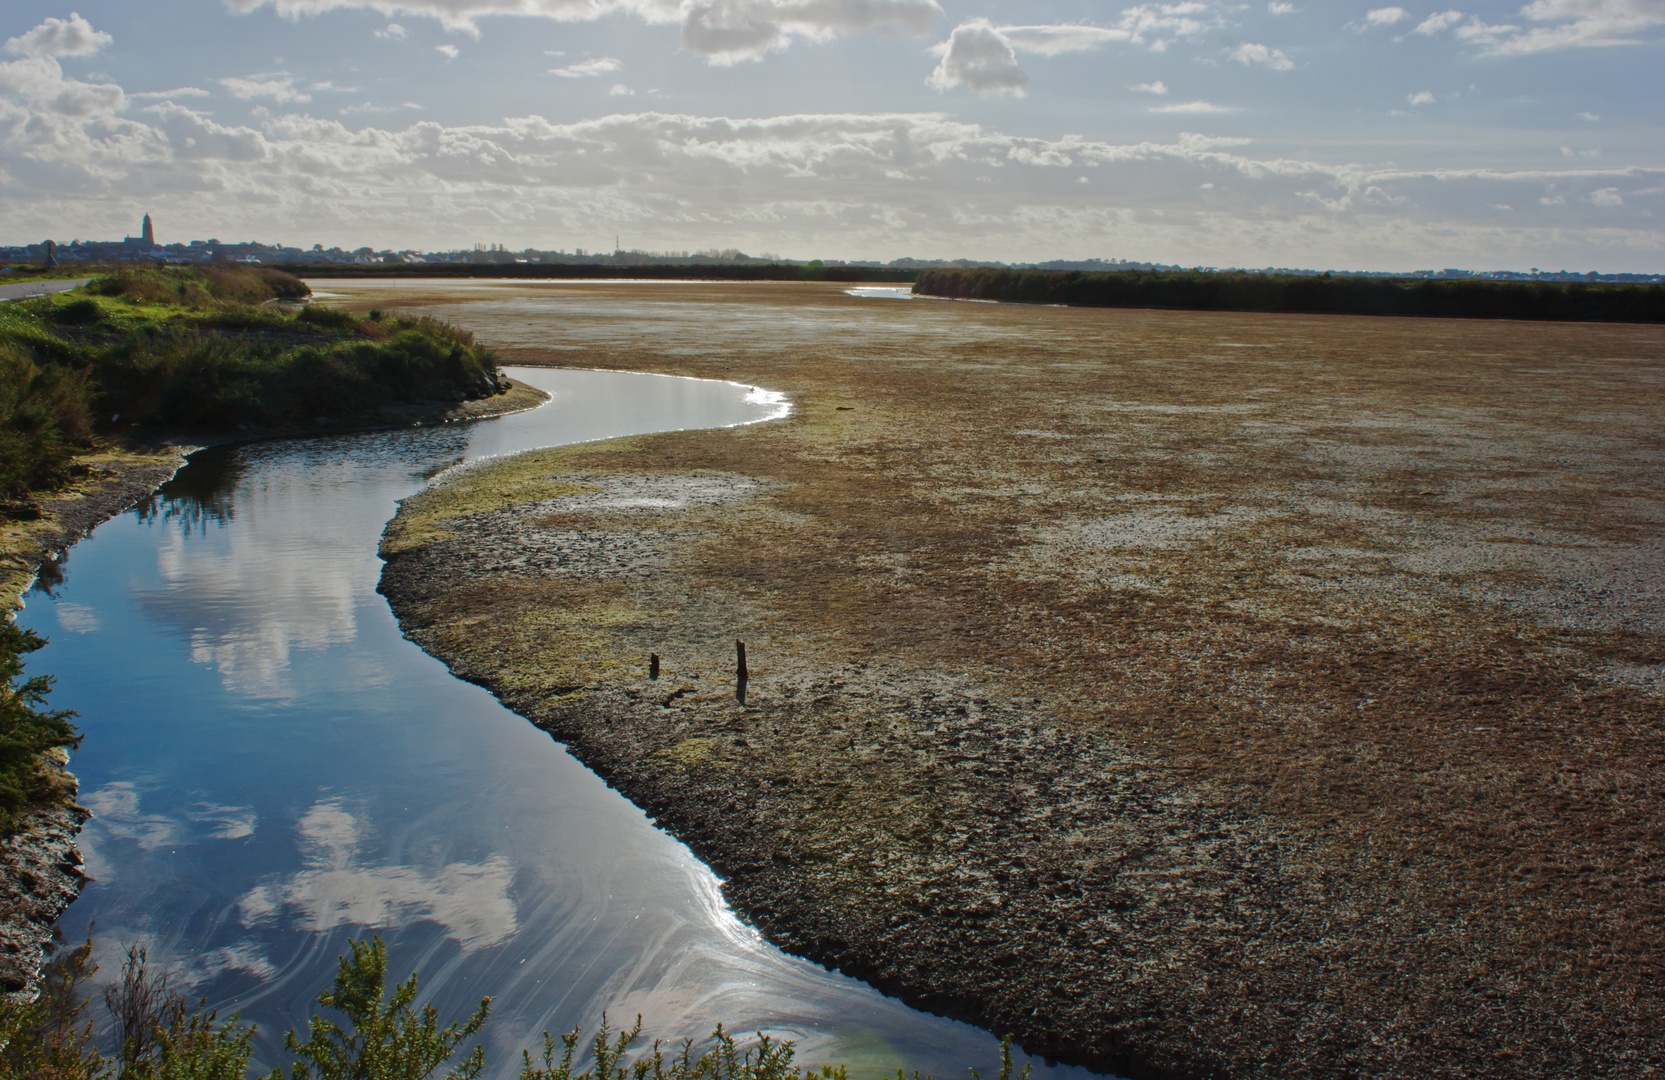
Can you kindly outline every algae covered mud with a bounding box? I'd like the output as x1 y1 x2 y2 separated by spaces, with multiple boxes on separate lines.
21 364 1088 1078
351 278 1664 1080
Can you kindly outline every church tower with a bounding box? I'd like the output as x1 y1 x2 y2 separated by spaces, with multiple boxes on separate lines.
142 213 154 246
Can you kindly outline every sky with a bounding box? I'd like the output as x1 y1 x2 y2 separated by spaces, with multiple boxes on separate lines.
1 0 1662 270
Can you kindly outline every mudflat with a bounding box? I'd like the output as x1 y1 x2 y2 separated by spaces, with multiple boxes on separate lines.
357 280 1663 1079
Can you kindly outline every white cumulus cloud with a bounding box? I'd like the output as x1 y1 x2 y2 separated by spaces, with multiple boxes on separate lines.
375 21 409 37
1366 6 1410 25
928 8 1207 96
1408 90 1436 104
1231 42 1294 68
4 12 113 58
928 19 1027 95
1130 80 1170 94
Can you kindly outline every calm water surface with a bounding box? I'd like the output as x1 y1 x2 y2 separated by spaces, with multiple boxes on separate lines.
22 365 1099 1078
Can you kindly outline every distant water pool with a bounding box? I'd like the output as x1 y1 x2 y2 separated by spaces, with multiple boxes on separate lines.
23 365 1102 1079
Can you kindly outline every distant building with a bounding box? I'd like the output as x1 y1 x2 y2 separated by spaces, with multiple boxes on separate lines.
123 213 156 249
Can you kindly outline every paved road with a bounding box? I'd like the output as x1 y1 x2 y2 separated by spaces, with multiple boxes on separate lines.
0 277 92 302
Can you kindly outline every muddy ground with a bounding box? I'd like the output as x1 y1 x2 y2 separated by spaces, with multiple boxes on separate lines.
352 280 1662 1079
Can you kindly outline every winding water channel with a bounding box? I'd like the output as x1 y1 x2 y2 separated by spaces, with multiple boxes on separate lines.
22 365 1096 1078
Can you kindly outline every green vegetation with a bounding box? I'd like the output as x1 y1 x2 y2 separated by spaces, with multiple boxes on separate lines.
0 265 505 505
913 267 1665 323
282 938 488 1080
0 620 80 832
0 936 1025 1080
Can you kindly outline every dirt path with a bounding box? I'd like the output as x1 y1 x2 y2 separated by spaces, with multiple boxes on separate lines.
359 280 1663 1079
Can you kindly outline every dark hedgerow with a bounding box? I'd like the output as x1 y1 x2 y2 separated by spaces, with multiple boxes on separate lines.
913 268 1665 323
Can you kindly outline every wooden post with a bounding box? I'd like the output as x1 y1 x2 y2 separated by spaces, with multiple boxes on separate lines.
736 640 748 705
649 652 660 680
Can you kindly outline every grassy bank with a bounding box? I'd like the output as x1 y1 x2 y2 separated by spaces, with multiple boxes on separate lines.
0 265 506 505
914 266 1665 322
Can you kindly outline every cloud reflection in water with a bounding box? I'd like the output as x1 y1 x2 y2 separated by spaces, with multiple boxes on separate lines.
238 800 519 950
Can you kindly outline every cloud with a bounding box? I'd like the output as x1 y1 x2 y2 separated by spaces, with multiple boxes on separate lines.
1230 42 1294 68
680 0 943 63
1408 90 1436 105
1268 2 1296 13
375 21 409 37
609 83 634 95
928 19 1027 95
1366 6 1410 25
435 43 460 57
1578 110 1601 121
1130 80 1170 94
1415 10 1465 34
4 13 113 59
4 58 1662 271
127 86 212 99
929 9 1204 95
225 0 944 64
998 24 1135 55
1591 186 1623 205
1495 0 1665 54
340 99 424 114
1407 0 1662 54
0 53 125 120
1151 99 1236 112
550 56 622 77
220 73 312 102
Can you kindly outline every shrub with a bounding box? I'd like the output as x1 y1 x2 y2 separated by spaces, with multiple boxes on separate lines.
0 621 81 834
283 937 489 1080
0 934 1035 1080
0 344 93 500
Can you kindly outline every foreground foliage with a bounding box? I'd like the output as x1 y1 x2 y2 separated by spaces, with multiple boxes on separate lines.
0 621 80 832
0 265 504 504
0 938 1011 1080
914 266 1665 322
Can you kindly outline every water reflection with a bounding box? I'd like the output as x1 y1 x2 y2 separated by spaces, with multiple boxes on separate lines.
239 800 518 949
23 365 1104 1079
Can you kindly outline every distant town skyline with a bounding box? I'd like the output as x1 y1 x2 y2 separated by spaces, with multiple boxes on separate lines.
2 2 1662 272
9 210 1661 281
